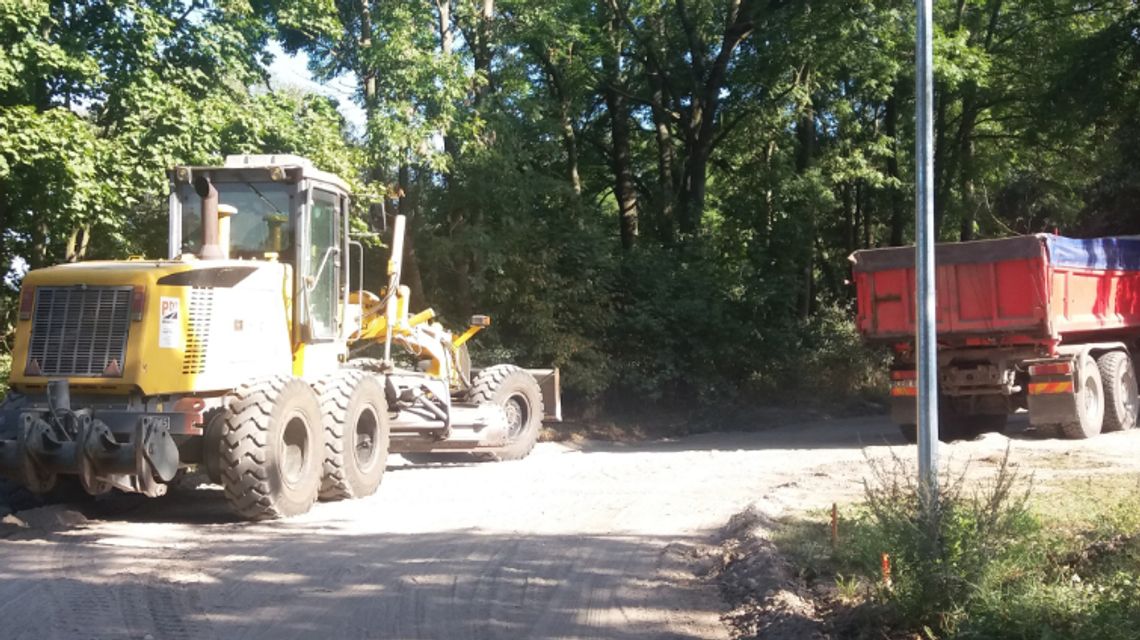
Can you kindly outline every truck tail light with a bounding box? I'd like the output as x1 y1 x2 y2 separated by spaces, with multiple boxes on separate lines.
131 285 146 321
890 369 917 397
18 286 35 320
890 385 918 397
1029 362 1072 377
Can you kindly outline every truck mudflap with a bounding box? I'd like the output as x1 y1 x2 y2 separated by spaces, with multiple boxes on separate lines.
0 381 182 498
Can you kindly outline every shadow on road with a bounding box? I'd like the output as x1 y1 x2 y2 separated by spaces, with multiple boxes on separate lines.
565 412 1056 456
0 507 723 640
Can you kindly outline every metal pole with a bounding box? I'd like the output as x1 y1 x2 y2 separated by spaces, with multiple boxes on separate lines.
915 0 939 494
383 214 406 365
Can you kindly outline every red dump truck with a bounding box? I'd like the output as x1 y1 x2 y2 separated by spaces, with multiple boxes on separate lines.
851 234 1140 442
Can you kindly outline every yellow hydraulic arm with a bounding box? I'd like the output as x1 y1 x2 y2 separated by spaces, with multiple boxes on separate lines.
348 215 488 389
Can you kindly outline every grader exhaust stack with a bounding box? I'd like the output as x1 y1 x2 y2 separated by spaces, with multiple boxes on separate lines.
193 174 224 260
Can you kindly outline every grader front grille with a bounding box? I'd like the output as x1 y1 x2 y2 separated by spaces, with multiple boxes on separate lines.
27 286 132 377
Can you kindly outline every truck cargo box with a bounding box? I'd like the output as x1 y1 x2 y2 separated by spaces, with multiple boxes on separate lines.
851 234 1140 348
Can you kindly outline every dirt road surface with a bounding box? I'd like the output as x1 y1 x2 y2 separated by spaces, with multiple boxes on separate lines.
2 414 1139 640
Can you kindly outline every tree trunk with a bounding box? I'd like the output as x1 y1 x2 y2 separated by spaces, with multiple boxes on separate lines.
795 84 815 320
859 182 871 249
397 163 427 309
436 0 460 165
603 17 638 250
66 225 90 263
885 89 905 246
648 11 677 244
532 44 581 197
843 183 855 257
933 89 951 239
561 102 582 196
472 0 495 109
605 83 639 250
959 135 976 241
673 0 756 234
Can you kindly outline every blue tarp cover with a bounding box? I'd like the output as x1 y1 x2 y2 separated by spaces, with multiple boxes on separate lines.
1041 234 1140 271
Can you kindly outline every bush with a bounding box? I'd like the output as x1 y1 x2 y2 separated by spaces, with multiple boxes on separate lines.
0 351 8 397
744 304 890 405
775 454 1140 639
849 451 1037 635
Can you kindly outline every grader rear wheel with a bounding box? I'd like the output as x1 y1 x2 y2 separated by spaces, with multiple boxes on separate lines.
220 376 324 520
470 365 543 462
314 370 390 501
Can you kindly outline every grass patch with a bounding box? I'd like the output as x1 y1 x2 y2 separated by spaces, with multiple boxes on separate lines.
772 453 1140 639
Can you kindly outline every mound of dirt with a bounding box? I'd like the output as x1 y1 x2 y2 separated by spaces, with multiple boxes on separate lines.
715 505 826 640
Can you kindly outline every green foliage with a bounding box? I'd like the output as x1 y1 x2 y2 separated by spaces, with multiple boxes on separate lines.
7 0 1140 414
745 305 891 403
0 0 363 273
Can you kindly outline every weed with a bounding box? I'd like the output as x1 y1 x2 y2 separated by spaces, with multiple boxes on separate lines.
770 450 1140 638
0 351 9 397
834 573 862 603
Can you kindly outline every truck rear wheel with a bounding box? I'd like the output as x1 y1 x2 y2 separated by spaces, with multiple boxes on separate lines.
1061 355 1104 439
470 365 543 461
1098 351 1137 432
220 376 324 520
314 370 390 501
898 424 918 444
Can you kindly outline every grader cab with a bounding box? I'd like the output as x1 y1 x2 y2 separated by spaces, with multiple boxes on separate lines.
0 155 559 520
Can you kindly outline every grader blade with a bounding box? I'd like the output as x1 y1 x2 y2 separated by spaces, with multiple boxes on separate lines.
389 404 511 453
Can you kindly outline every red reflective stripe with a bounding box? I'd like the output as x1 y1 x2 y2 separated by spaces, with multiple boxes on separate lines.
1028 381 1074 395
890 370 918 381
890 386 918 397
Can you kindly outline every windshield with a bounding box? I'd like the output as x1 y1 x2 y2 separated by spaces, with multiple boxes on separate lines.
179 182 294 259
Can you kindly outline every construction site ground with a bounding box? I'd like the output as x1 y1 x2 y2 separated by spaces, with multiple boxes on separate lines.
1 413 1138 640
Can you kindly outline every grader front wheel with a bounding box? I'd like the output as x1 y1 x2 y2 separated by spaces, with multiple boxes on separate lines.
471 365 544 462
220 376 324 520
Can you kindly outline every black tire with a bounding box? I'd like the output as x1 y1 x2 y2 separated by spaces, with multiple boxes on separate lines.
220 376 324 520
469 365 543 461
201 408 227 485
314 370 390 501
1062 355 1104 439
1098 351 1138 432
898 423 918 444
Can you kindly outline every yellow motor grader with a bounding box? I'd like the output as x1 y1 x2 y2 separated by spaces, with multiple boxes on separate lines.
0 155 560 520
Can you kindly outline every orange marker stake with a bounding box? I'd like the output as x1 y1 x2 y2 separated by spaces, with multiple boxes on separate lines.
881 552 892 588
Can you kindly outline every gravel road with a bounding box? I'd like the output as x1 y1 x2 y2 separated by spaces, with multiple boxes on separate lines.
2 413 1138 640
